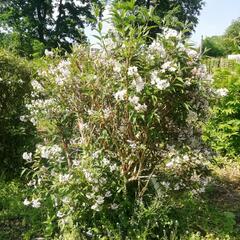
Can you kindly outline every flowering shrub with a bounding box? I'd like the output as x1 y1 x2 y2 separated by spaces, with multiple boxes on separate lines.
22 4 215 239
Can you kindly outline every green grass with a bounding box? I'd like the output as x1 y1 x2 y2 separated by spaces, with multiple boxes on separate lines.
0 180 43 240
1 161 240 240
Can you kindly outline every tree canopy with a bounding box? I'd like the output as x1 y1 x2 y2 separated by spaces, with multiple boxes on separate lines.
0 0 105 57
225 18 240 53
202 17 240 57
202 36 227 57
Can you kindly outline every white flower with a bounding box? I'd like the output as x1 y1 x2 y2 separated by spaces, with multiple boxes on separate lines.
23 198 31 206
161 61 177 72
57 211 64 218
32 199 41 208
183 155 190 161
161 181 170 189
129 96 139 105
86 193 95 199
113 62 122 73
128 96 147 112
31 80 43 91
105 191 112 197
134 103 147 112
110 163 117 172
127 66 138 76
162 61 171 70
99 177 107 184
102 157 110 166
155 79 170 90
86 230 93 237
59 173 72 183
113 89 127 101
83 170 93 182
151 71 159 85
103 108 111 119
166 161 174 168
51 145 62 155
44 49 54 57
92 150 101 159
192 65 208 79
174 184 180 191
163 28 179 39
91 203 100 211
127 140 137 149
92 186 99 192
55 76 64 85
186 49 198 58
30 117 37 126
148 41 166 57
215 88 228 97
22 152 32 161
132 77 145 92
96 196 104 204
62 197 70 204
20 115 27 122
168 66 177 72
39 146 50 159
184 80 191 86
73 160 80 167
27 179 36 187
110 203 119 210
58 60 71 72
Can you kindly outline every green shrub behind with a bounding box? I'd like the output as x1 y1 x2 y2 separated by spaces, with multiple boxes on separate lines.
0 49 36 179
203 63 240 157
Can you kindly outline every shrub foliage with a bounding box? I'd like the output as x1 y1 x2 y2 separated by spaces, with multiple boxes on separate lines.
0 50 36 178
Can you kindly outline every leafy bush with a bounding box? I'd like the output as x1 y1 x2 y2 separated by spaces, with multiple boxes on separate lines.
203 64 240 157
22 3 216 239
0 50 37 179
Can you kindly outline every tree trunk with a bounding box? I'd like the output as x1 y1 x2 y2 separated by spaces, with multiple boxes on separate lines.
36 0 46 43
146 0 150 9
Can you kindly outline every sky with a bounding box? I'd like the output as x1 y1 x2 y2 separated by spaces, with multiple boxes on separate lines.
86 0 240 46
191 0 240 45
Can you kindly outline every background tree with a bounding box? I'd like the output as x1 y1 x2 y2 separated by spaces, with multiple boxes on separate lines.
202 36 227 57
202 18 240 57
224 18 240 54
0 0 105 57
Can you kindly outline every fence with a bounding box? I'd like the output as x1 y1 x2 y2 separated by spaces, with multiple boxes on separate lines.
204 58 240 73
